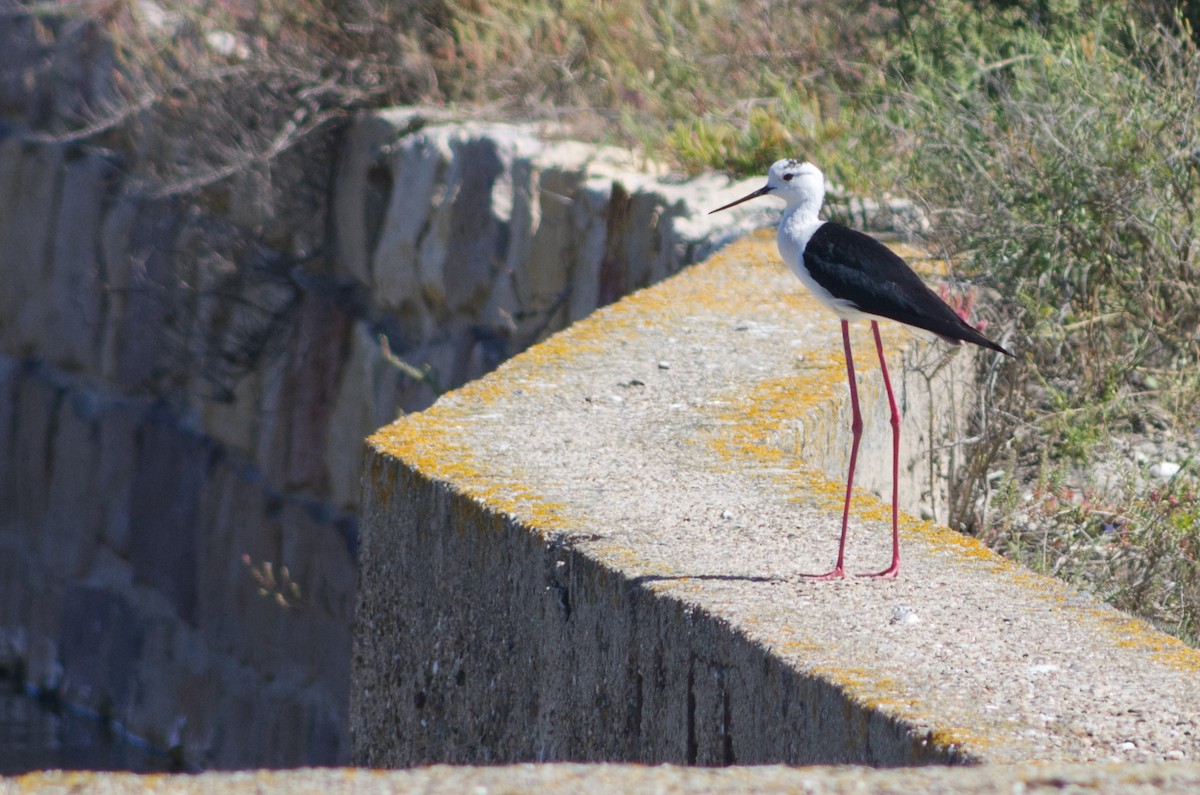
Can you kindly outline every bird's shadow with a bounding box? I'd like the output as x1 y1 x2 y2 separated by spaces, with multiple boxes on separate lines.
630 573 781 586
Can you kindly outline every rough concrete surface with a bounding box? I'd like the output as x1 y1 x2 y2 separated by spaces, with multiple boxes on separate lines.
353 231 1200 769
6 763 1200 795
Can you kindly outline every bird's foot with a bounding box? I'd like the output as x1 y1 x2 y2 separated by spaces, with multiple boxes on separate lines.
855 563 899 580
801 567 847 580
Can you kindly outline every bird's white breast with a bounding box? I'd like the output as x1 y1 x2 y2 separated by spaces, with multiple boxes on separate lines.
776 216 871 321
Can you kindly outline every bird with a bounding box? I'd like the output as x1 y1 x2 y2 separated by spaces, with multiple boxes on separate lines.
710 159 1011 579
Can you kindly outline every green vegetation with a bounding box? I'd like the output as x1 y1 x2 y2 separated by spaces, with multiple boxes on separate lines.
888 2 1200 643
34 0 1200 641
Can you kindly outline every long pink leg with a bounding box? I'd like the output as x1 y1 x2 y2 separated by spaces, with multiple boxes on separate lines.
805 320 860 579
858 320 900 579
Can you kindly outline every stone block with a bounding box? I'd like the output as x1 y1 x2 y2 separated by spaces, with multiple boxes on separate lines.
10 364 62 538
190 231 299 460
0 141 63 353
514 167 578 337
565 184 610 324
129 611 220 752
201 462 282 669
370 132 447 310
199 366 263 462
416 125 542 317
623 189 664 292
254 288 351 493
0 537 36 644
0 138 24 339
23 571 64 690
111 199 184 394
58 585 144 712
596 179 633 309
440 137 511 314
251 339 289 483
333 113 400 283
478 271 519 356
45 151 116 372
97 195 140 384
188 658 258 767
276 500 356 687
0 538 29 643
498 154 537 297
352 232 1200 769
128 406 215 624
95 397 147 558
193 458 251 655
0 357 20 522
518 168 578 312
42 389 105 578
325 322 402 511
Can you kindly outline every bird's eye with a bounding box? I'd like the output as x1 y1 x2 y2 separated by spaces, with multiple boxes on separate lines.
782 173 794 181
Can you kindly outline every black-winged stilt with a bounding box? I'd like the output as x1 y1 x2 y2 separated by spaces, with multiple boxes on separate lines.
710 159 1011 579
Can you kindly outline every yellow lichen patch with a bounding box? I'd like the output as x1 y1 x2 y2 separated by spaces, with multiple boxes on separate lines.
369 405 586 540
1088 609 1200 675
858 688 921 714
927 726 991 754
779 638 822 656
905 520 1012 567
799 663 998 757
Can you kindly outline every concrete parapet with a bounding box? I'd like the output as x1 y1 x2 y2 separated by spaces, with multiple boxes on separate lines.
353 232 1200 767
7 763 1200 794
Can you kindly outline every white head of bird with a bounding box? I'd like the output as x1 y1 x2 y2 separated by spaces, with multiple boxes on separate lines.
710 159 845 314
710 159 825 221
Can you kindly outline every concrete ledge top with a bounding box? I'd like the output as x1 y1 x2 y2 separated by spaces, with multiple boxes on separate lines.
7 763 1200 794
365 231 1200 765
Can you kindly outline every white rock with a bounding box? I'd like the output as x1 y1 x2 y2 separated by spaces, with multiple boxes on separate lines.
205 31 249 59
372 132 449 307
1149 461 1181 479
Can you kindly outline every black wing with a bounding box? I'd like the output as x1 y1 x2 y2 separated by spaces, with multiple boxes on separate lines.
803 222 1010 355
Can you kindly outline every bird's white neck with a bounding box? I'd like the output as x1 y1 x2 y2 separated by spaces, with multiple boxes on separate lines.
775 194 825 280
779 193 822 241
781 189 823 226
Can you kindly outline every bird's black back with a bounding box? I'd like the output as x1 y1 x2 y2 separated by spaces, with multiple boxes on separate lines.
803 222 1011 355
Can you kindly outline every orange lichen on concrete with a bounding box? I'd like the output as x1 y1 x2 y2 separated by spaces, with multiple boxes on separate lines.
926 726 991 757
1092 610 1200 675
370 404 585 539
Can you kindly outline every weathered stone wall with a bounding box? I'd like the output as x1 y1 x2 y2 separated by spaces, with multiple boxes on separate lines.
0 360 355 767
0 103 768 766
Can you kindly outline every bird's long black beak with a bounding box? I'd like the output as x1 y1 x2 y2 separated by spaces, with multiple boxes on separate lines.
709 184 773 214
